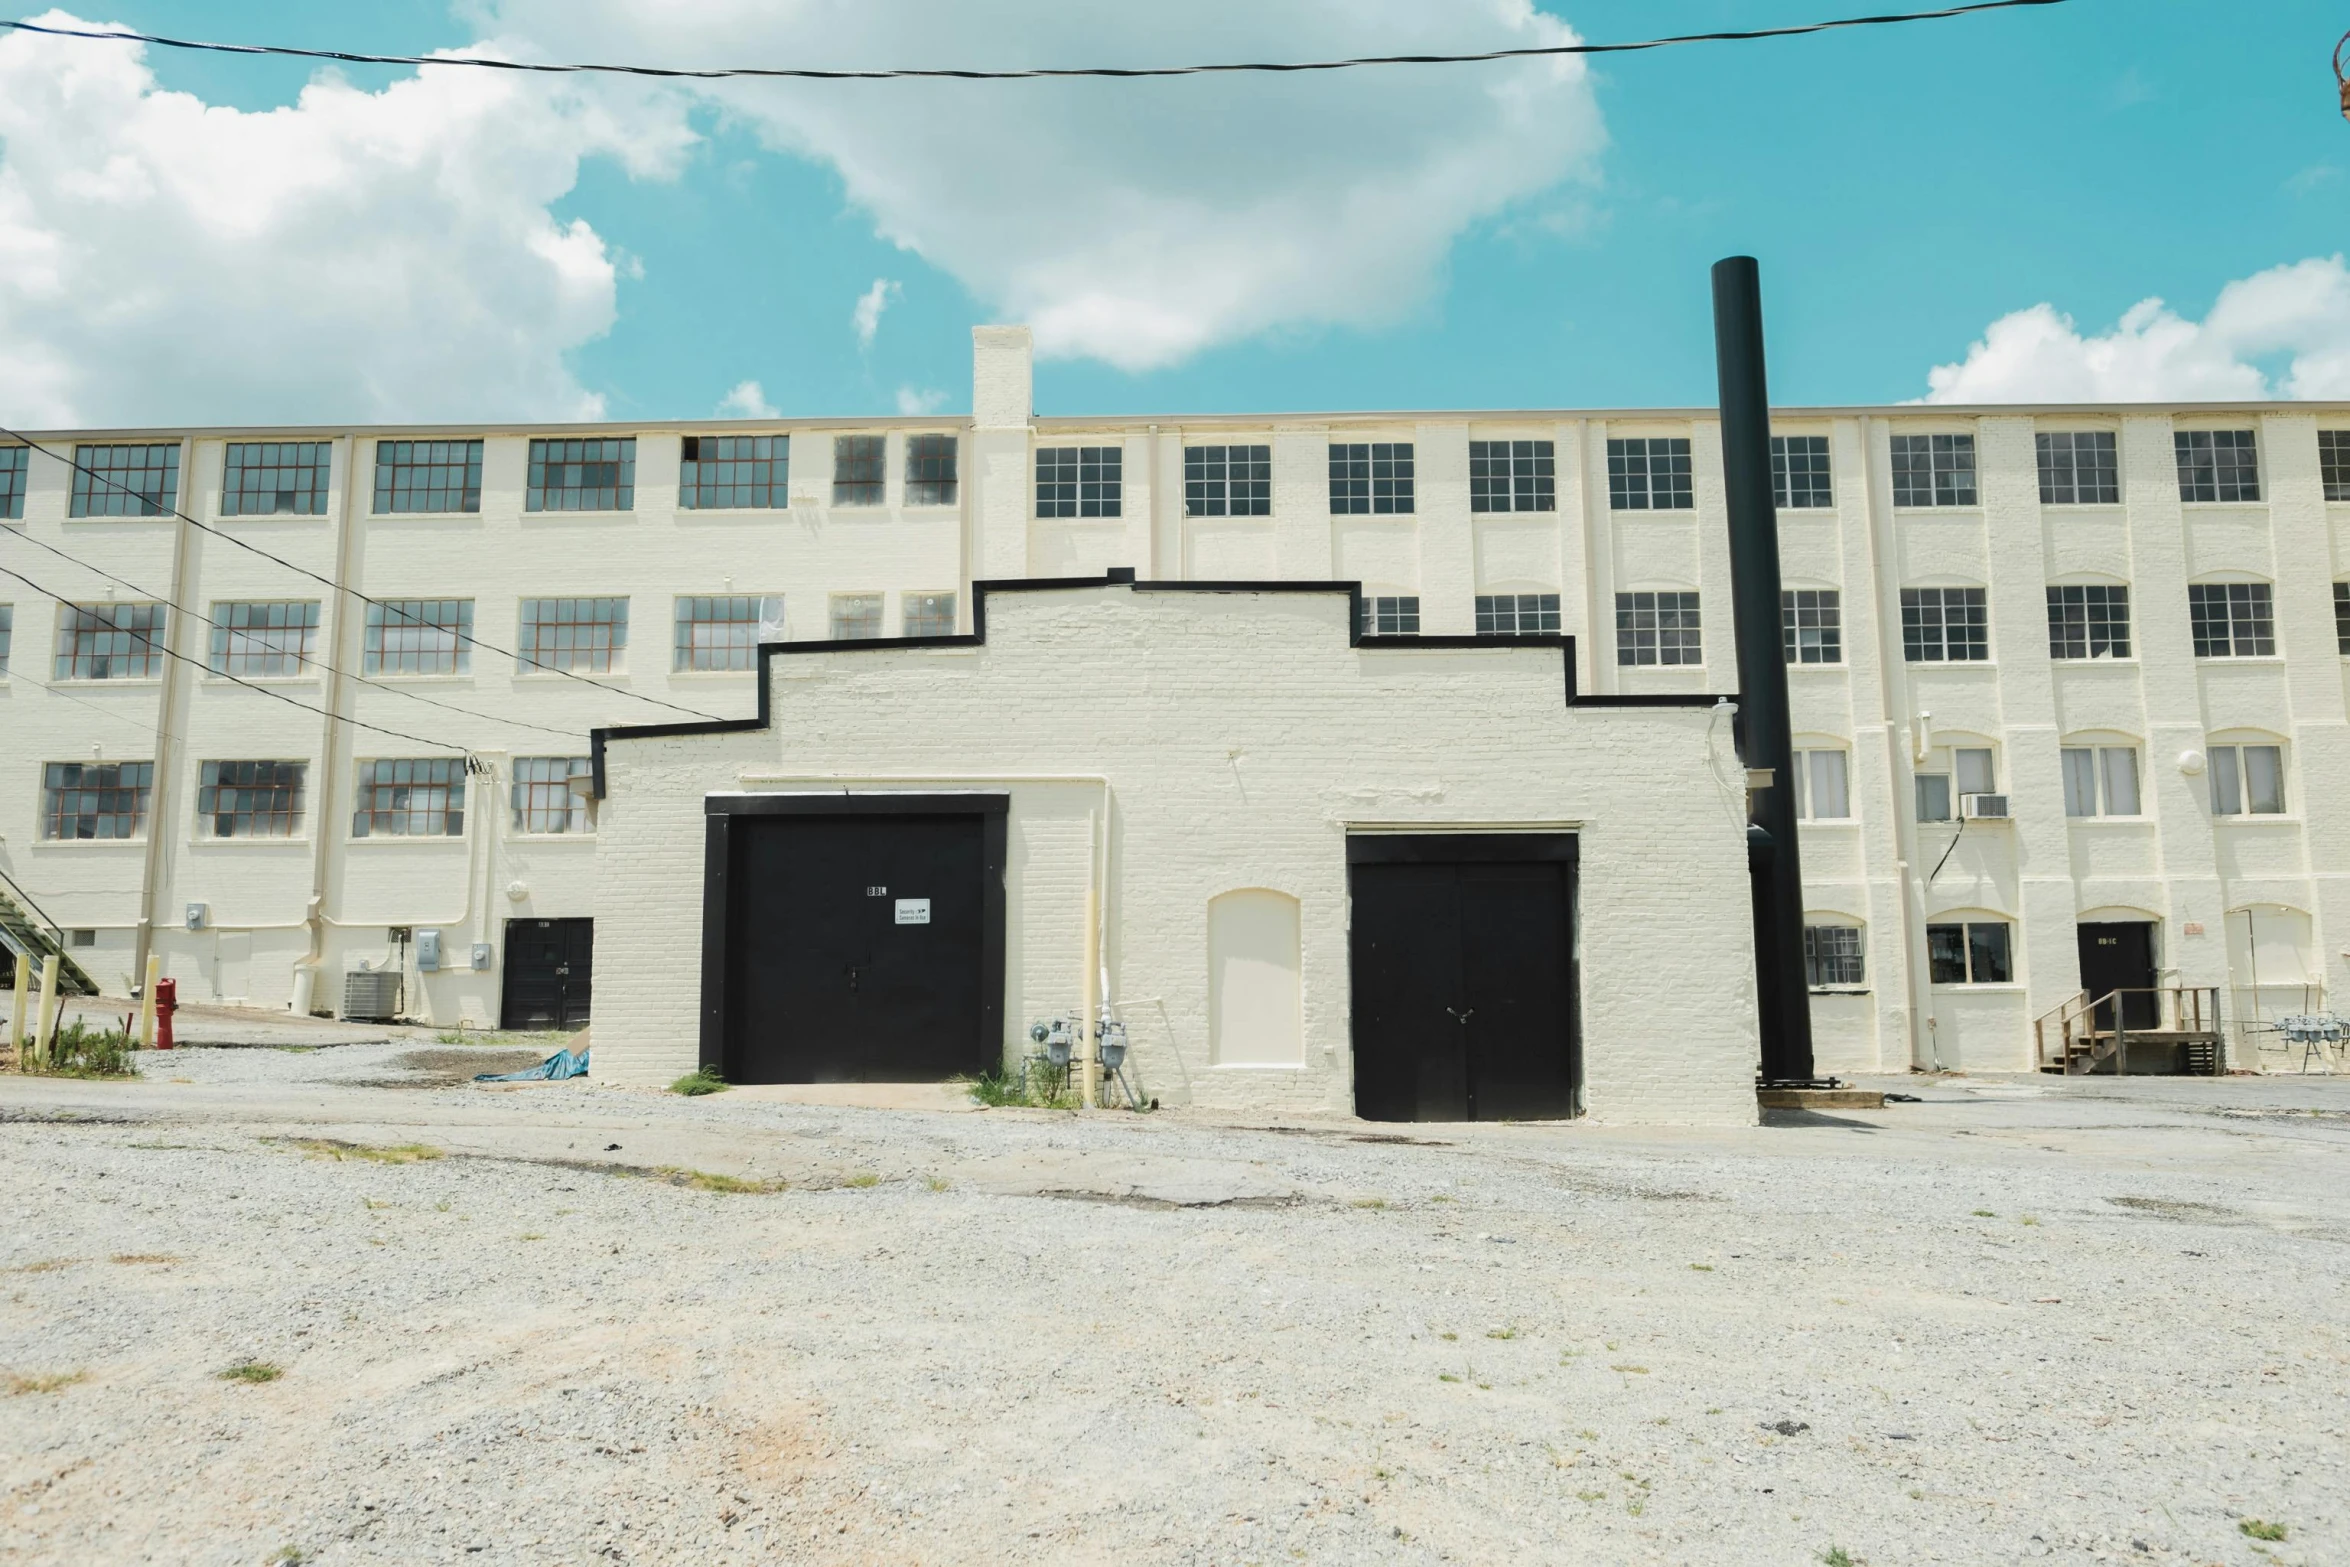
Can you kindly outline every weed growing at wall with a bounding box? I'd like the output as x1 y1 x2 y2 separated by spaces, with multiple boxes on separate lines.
24 1020 140 1080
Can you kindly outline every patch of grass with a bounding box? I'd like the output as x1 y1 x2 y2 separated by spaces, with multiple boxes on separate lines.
844 1172 882 1189
2018 1215 2041 1227
1351 1197 1389 1210
923 1175 952 1192
1576 1490 1606 1503
270 1545 309 1564
519 1233 546 1242
109 1253 177 1265
1576 1428 1598 1442
11 1258 75 1274
1689 1263 1715 1272
217 1360 283 1384
25 1019 140 1079
961 1067 1076 1110
1485 1327 1517 1340
1437 1373 1462 1383
1819 1548 1856 1567
1972 1209 1996 1218
1611 1364 1650 1375
286 1139 442 1165
1429 1193 1456 1204
669 1067 728 1097
1438 1331 1458 1342
2239 1519 2287 1542
651 1167 783 1195
8 1370 87 1396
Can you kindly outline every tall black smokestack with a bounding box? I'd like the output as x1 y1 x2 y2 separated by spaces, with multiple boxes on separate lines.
1712 256 1817 1085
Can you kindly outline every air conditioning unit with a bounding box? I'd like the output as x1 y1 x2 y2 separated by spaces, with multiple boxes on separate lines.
1960 792 2011 820
343 969 403 1023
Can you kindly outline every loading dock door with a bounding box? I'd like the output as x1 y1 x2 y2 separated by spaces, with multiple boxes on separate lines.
501 917 593 1031
1349 835 1578 1122
720 806 1002 1083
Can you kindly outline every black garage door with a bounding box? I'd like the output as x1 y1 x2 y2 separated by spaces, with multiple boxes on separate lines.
707 798 1006 1084
502 917 593 1031
1349 835 1579 1122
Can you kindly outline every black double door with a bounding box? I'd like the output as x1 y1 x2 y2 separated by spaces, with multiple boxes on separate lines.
727 812 994 1083
1349 837 1579 1122
501 917 593 1031
2077 921 2158 1030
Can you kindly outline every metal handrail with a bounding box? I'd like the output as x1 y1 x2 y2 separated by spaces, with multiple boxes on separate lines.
2033 986 2224 1074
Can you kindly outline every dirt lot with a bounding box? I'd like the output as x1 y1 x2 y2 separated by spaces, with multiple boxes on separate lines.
3 1033 2346 1566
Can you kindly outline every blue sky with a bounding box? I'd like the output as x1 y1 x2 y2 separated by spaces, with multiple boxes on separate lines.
6 1 2349 425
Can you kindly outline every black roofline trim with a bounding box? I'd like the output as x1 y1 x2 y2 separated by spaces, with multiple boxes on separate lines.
589 572 1735 795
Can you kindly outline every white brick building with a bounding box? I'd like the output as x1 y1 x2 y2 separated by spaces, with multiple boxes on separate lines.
3 326 2346 1087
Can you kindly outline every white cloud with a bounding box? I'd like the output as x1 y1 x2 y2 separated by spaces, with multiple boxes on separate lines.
716 378 779 417
1923 257 2350 404
853 278 901 349
893 385 946 415
482 1 1605 370
0 9 693 426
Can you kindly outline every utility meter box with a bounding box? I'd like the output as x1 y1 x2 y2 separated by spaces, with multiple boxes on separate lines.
469 942 493 972
184 903 208 931
416 929 443 972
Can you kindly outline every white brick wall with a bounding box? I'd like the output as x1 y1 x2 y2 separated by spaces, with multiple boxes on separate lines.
594 582 1761 1125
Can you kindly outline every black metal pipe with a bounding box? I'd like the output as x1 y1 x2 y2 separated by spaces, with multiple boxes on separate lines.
1712 256 1817 1084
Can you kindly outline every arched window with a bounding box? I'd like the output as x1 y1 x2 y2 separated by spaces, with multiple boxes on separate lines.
2059 732 2143 818
1209 890 1302 1067
2205 730 2287 816
1790 735 1851 821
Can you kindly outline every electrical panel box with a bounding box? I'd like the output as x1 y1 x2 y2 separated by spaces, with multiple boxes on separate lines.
416 929 443 972
469 942 493 972
184 903 207 931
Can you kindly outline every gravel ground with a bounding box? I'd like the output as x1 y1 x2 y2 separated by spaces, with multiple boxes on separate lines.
4 1047 2348 1567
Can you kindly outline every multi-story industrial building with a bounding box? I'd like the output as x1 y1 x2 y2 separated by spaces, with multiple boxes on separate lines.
2 326 2344 1074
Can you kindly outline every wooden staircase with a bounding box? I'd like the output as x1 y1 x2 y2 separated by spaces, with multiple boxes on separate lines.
0 879 99 998
2034 987 2223 1076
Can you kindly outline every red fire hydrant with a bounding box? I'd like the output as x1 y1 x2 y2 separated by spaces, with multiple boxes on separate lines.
154 977 178 1051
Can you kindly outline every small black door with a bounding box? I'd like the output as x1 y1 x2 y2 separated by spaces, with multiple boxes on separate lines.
727 812 995 1083
1349 837 1578 1122
501 917 593 1031
2077 922 2158 1029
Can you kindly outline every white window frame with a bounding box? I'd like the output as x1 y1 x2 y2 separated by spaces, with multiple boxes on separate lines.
1790 748 1851 821
2208 742 2286 817
2061 745 2141 818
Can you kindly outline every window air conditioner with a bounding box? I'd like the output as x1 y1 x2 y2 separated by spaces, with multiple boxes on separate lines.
1960 792 2010 820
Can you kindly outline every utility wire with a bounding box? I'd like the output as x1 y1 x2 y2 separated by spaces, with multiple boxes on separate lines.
0 2 2071 83
0 427 728 724
0 559 465 754
0 524 587 742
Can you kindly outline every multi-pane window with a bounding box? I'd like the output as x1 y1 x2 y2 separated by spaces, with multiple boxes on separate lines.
1607 437 1693 511
209 601 320 677
904 435 958 506
2036 431 2119 505
1035 446 1123 518
903 591 957 638
1 445 30 519
1803 925 1865 987
1927 921 2012 984
2174 430 2260 503
70 443 180 517
680 435 786 509
198 760 306 839
1890 433 1977 508
1782 589 1842 664
2208 744 2286 817
2188 582 2276 658
1359 596 1421 636
1790 749 1850 820
54 603 166 680
222 442 330 516
1771 435 1833 510
2061 747 2141 818
527 437 634 512
351 758 467 838
1469 440 1556 513
0 604 11 676
2337 581 2350 654
2046 584 2131 660
519 598 627 673
833 436 886 506
1615 591 1703 666
510 757 591 835
2321 431 2350 502
39 761 153 840
373 440 482 514
1474 593 1560 635
829 593 884 640
1916 747 1994 823
1185 444 1271 517
1329 443 1415 515
1901 587 1988 662
674 595 781 671
363 599 472 676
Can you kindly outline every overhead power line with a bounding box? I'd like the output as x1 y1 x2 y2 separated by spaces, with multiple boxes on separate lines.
0 2 2070 84
0 427 729 725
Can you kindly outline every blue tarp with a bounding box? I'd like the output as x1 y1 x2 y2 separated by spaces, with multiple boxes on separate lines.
475 1047 590 1082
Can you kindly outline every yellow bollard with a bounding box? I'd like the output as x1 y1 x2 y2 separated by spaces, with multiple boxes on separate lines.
7 952 28 1066
33 954 62 1071
139 952 160 1050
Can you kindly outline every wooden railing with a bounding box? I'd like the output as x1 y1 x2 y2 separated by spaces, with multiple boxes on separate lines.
2033 986 2224 1075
